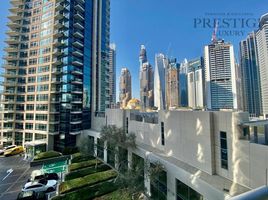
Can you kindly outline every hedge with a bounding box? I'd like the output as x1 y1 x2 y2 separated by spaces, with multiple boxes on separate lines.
69 159 102 172
52 181 119 200
65 164 111 181
71 154 95 164
94 189 132 200
34 151 62 161
59 169 117 194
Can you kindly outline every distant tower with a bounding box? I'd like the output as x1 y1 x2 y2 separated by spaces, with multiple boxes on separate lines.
119 68 132 108
139 45 154 110
179 59 189 107
108 43 116 108
166 59 179 109
154 54 168 110
187 57 205 109
204 39 238 110
256 13 268 117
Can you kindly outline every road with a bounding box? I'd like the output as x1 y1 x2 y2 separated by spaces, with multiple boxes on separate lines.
0 155 40 200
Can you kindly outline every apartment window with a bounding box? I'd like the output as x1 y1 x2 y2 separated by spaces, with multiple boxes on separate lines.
37 84 49 92
37 75 49 82
30 41 39 48
15 132 23 145
31 33 38 39
39 56 51 64
28 76 36 83
27 95 35 101
42 2 54 12
25 133 33 142
35 133 46 140
16 113 24 120
150 163 167 200
35 124 47 131
40 37 52 47
28 67 36 74
29 58 37 65
161 122 165 146
25 123 33 130
40 47 51 55
36 104 48 111
41 29 52 37
38 65 50 73
36 114 47 121
27 86 35 93
176 179 203 200
220 131 228 170
36 94 48 101
30 50 38 56
26 113 34 120
26 104 34 111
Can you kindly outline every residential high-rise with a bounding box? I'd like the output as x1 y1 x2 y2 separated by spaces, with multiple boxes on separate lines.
166 59 179 109
154 53 167 110
139 45 154 110
179 59 188 107
256 13 268 117
119 68 132 109
0 0 110 151
204 39 238 110
187 57 205 109
108 43 116 108
239 33 262 117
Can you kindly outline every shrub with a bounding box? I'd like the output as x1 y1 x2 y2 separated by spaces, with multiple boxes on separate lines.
69 159 102 172
52 181 119 200
65 164 111 181
34 151 62 161
94 189 132 200
71 154 95 164
59 169 117 194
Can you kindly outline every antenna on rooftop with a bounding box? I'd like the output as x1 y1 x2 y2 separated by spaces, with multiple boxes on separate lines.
211 20 219 43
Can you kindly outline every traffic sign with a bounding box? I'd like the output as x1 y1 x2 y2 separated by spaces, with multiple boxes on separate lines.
42 160 67 174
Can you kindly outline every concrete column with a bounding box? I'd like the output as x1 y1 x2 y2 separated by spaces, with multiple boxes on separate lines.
104 141 107 162
94 137 98 157
127 150 132 169
265 125 268 145
254 126 258 143
144 158 151 197
167 171 176 200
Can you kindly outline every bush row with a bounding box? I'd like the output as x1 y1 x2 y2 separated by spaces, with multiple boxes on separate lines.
53 181 119 200
69 159 102 172
34 151 62 161
60 169 117 194
65 164 111 181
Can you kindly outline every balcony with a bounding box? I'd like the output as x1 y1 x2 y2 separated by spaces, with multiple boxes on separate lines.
72 78 83 85
54 11 67 21
9 7 23 13
70 130 81 135
51 88 61 94
51 67 62 74
72 49 83 58
6 30 20 36
7 22 21 29
8 15 22 21
76 0 85 4
74 4 85 13
73 30 84 39
54 20 67 30
73 22 84 30
51 78 61 84
72 99 82 103
4 46 19 52
72 60 83 67
10 0 23 6
73 40 83 49
53 40 67 48
55 3 64 12
53 49 64 57
5 37 20 45
74 13 84 21
71 89 83 94
1 81 17 86
71 68 83 75
70 120 82 125
52 58 63 66
53 30 65 39
49 130 59 136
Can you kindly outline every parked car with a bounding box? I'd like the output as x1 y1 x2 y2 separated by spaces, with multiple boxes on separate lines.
4 146 24 157
0 145 17 155
29 170 59 182
17 191 46 200
22 179 57 193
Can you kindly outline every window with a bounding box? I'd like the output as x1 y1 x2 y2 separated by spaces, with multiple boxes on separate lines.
15 132 23 145
161 122 165 146
220 131 228 170
28 68 36 74
150 163 167 200
36 94 48 101
26 113 34 120
38 56 50 64
26 104 34 111
25 123 33 130
38 65 50 73
37 75 49 82
25 133 33 142
36 114 47 121
37 84 49 92
35 133 46 140
27 95 35 101
36 104 48 111
30 50 38 56
126 117 129 134
176 179 203 200
28 77 36 83
29 58 37 65
35 124 47 131
27 86 35 93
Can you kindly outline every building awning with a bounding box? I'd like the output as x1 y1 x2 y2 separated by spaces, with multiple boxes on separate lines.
24 140 47 147
240 119 268 127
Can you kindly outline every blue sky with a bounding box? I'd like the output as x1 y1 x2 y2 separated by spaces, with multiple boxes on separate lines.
0 0 267 99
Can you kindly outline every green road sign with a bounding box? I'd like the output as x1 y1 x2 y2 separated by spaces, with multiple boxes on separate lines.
42 160 68 174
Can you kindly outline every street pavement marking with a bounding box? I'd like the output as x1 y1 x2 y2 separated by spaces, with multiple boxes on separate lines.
2 169 13 181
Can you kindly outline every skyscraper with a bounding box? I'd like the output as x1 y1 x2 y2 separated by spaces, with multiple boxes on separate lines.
179 59 188 107
154 53 167 110
256 13 268 117
0 0 110 151
119 68 132 108
139 45 154 110
239 33 262 117
187 57 205 109
204 39 238 110
108 43 116 108
166 59 179 109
